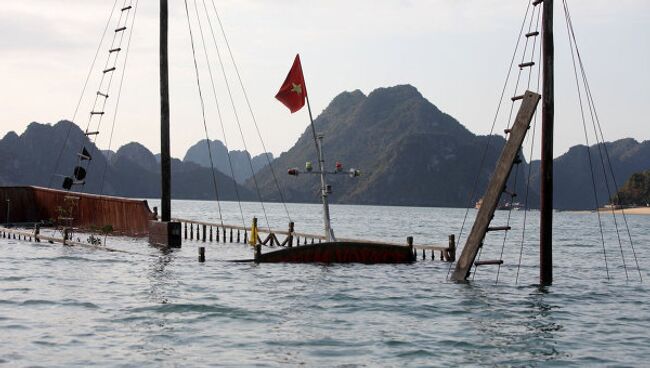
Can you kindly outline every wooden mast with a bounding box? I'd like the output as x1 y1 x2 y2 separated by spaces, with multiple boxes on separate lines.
540 0 554 285
160 0 171 222
149 0 181 247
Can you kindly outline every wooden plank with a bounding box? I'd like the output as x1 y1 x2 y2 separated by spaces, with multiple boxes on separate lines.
451 91 540 281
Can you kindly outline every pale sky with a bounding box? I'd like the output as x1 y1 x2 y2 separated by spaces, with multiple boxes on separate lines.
1 0 648 160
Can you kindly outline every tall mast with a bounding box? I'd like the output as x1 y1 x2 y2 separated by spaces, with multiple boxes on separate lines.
306 96 335 242
160 0 171 222
540 0 554 285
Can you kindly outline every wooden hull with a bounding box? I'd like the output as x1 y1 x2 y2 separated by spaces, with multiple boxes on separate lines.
256 241 415 264
0 186 155 237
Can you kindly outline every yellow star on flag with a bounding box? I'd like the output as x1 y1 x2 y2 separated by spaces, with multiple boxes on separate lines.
291 83 303 95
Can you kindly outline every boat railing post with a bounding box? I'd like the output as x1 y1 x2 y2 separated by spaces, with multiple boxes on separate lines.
254 244 261 262
448 234 456 262
288 221 294 247
34 224 40 243
5 199 10 226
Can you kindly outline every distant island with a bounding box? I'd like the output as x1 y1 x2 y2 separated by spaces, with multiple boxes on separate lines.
1 84 649 210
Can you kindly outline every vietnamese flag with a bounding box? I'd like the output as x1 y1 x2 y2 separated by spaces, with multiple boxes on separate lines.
275 54 307 113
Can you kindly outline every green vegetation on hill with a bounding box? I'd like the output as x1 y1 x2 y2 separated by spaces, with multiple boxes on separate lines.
614 170 650 206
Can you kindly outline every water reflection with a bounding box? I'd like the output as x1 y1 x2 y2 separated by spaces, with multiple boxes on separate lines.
460 284 566 365
147 249 177 305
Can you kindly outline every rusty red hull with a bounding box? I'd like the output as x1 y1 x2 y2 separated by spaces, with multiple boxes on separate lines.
0 186 155 237
256 242 415 264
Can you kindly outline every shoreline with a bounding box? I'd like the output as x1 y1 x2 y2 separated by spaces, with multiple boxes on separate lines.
571 206 650 215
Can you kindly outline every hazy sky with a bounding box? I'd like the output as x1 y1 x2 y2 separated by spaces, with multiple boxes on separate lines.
1 0 648 161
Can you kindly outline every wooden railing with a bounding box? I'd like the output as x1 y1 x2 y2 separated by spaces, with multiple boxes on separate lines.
173 218 456 262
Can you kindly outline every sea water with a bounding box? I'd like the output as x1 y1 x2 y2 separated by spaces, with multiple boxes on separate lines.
1 200 648 367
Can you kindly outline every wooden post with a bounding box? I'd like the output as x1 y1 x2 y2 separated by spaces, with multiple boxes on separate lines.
5 199 9 225
222 228 226 242
237 230 241 243
540 0 554 286
244 230 248 244
229 228 233 243
448 234 456 262
209 226 213 242
184 222 187 239
63 228 70 245
254 244 261 262
190 223 194 240
198 246 205 262
202 224 206 242
216 227 220 242
288 222 294 247
407 236 415 261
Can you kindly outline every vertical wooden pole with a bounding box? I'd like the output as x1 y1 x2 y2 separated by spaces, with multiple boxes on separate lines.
448 234 456 262
190 223 194 240
407 236 414 260
229 228 233 243
288 222 294 247
209 226 213 242
254 244 261 262
540 0 554 286
184 222 187 239
237 230 241 243
198 246 205 262
202 224 206 242
160 0 171 222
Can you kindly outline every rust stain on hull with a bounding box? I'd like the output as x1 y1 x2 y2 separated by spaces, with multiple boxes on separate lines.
0 186 154 237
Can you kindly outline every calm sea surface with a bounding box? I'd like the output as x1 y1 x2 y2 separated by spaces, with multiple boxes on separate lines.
1 200 648 367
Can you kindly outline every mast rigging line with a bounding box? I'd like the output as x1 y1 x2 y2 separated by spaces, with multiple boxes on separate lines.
516 42 543 285
454 0 534 251
192 0 250 229
100 0 141 196
195 0 271 232
183 0 226 227
449 0 536 280
562 0 642 281
48 0 120 189
78 0 135 194
208 0 293 224
561 0 610 280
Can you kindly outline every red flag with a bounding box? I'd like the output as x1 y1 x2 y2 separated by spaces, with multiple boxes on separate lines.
275 54 307 113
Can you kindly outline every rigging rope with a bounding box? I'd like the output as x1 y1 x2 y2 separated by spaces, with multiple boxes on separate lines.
196 0 271 231
48 0 120 189
192 0 248 229
78 0 135 193
563 0 642 281
516 41 542 285
561 0 610 280
183 0 225 227
100 0 140 195
209 0 293 224
455 0 533 248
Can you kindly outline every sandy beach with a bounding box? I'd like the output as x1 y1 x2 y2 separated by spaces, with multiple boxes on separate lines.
571 206 650 215
599 207 650 215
